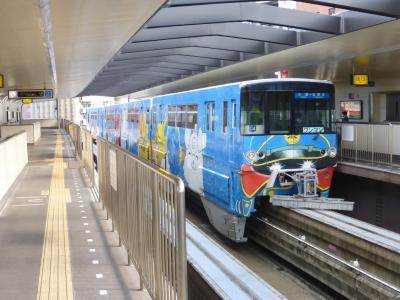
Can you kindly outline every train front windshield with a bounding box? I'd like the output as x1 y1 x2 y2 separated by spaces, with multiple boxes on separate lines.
240 87 333 135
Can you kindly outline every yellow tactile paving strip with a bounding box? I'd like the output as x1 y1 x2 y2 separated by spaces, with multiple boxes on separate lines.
37 134 73 300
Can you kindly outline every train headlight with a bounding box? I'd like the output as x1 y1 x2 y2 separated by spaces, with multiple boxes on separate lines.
246 151 257 163
327 147 337 158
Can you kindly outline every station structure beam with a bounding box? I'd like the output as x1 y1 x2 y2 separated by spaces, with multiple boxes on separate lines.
299 0 400 18
115 48 248 62
79 1 398 96
148 3 342 34
168 0 400 18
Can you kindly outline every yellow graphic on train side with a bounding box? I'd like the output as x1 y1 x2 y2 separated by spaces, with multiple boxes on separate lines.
138 113 150 160
284 135 301 145
152 119 167 166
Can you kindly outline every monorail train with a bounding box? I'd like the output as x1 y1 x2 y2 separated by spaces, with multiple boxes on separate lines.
87 79 338 242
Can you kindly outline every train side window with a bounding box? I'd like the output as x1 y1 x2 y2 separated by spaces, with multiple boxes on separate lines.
133 108 139 123
168 105 176 127
232 101 237 128
176 105 185 127
127 109 133 122
206 102 215 131
206 103 211 130
211 102 215 131
186 104 198 129
152 106 157 125
222 101 228 133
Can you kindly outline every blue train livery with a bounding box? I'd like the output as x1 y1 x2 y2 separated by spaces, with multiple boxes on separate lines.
87 79 338 242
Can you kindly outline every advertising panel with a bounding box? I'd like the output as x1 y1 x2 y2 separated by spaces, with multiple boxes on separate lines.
340 100 363 119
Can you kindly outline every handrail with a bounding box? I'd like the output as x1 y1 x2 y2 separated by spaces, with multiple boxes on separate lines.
97 137 187 300
96 136 187 299
337 122 400 168
61 119 188 299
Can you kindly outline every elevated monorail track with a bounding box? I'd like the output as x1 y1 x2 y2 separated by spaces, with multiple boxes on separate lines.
248 205 400 300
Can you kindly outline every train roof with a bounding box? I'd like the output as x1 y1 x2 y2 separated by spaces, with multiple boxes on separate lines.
151 78 333 99
87 78 333 109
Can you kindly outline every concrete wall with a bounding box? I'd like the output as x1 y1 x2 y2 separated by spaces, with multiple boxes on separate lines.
335 77 400 123
21 119 58 128
0 123 41 144
0 131 28 202
335 84 372 123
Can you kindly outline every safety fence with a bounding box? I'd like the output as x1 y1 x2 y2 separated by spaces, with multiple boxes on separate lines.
62 119 82 158
60 120 95 186
81 128 95 186
97 136 187 300
337 122 400 168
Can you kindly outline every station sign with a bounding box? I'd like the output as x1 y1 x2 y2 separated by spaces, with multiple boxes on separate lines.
0 74 4 88
22 98 33 104
294 92 330 99
8 89 53 99
351 74 369 86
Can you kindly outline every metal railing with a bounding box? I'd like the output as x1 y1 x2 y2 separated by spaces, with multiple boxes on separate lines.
62 119 82 158
97 136 187 300
81 128 95 186
337 122 400 168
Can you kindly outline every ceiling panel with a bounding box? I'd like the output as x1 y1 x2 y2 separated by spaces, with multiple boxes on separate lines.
123 20 400 99
51 0 166 98
80 0 397 97
0 0 53 95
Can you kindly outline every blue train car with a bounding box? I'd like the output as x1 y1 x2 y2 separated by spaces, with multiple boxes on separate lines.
87 79 338 242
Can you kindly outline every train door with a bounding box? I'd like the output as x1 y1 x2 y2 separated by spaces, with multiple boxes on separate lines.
149 103 157 163
138 102 151 160
228 100 237 164
115 107 121 145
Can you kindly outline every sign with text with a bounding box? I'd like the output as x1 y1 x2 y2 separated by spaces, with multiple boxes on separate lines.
351 74 369 86
8 89 53 99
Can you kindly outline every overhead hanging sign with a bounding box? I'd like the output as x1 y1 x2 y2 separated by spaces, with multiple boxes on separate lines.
22 98 33 104
0 74 4 88
351 74 369 86
8 89 53 99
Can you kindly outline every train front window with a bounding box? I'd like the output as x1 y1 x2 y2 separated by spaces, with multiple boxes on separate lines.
240 91 291 135
293 92 331 134
266 92 291 134
240 92 265 135
241 88 332 135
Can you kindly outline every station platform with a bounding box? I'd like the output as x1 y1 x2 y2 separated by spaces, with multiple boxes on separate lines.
0 129 150 299
337 160 400 185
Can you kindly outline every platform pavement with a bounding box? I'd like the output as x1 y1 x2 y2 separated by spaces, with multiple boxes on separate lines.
0 129 150 299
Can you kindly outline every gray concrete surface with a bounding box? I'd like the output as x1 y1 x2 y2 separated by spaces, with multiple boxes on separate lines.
0 129 149 299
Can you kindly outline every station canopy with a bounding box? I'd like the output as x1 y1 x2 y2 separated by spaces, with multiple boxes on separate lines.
79 0 400 97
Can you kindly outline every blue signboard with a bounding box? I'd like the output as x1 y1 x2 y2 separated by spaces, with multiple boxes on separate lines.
294 92 329 99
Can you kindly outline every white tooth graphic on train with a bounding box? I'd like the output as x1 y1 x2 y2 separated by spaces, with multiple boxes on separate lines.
184 128 206 194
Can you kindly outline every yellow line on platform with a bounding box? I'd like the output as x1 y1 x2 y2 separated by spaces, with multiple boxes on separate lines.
37 134 73 300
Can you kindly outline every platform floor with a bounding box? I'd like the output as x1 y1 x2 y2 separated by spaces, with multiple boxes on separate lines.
0 129 149 299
